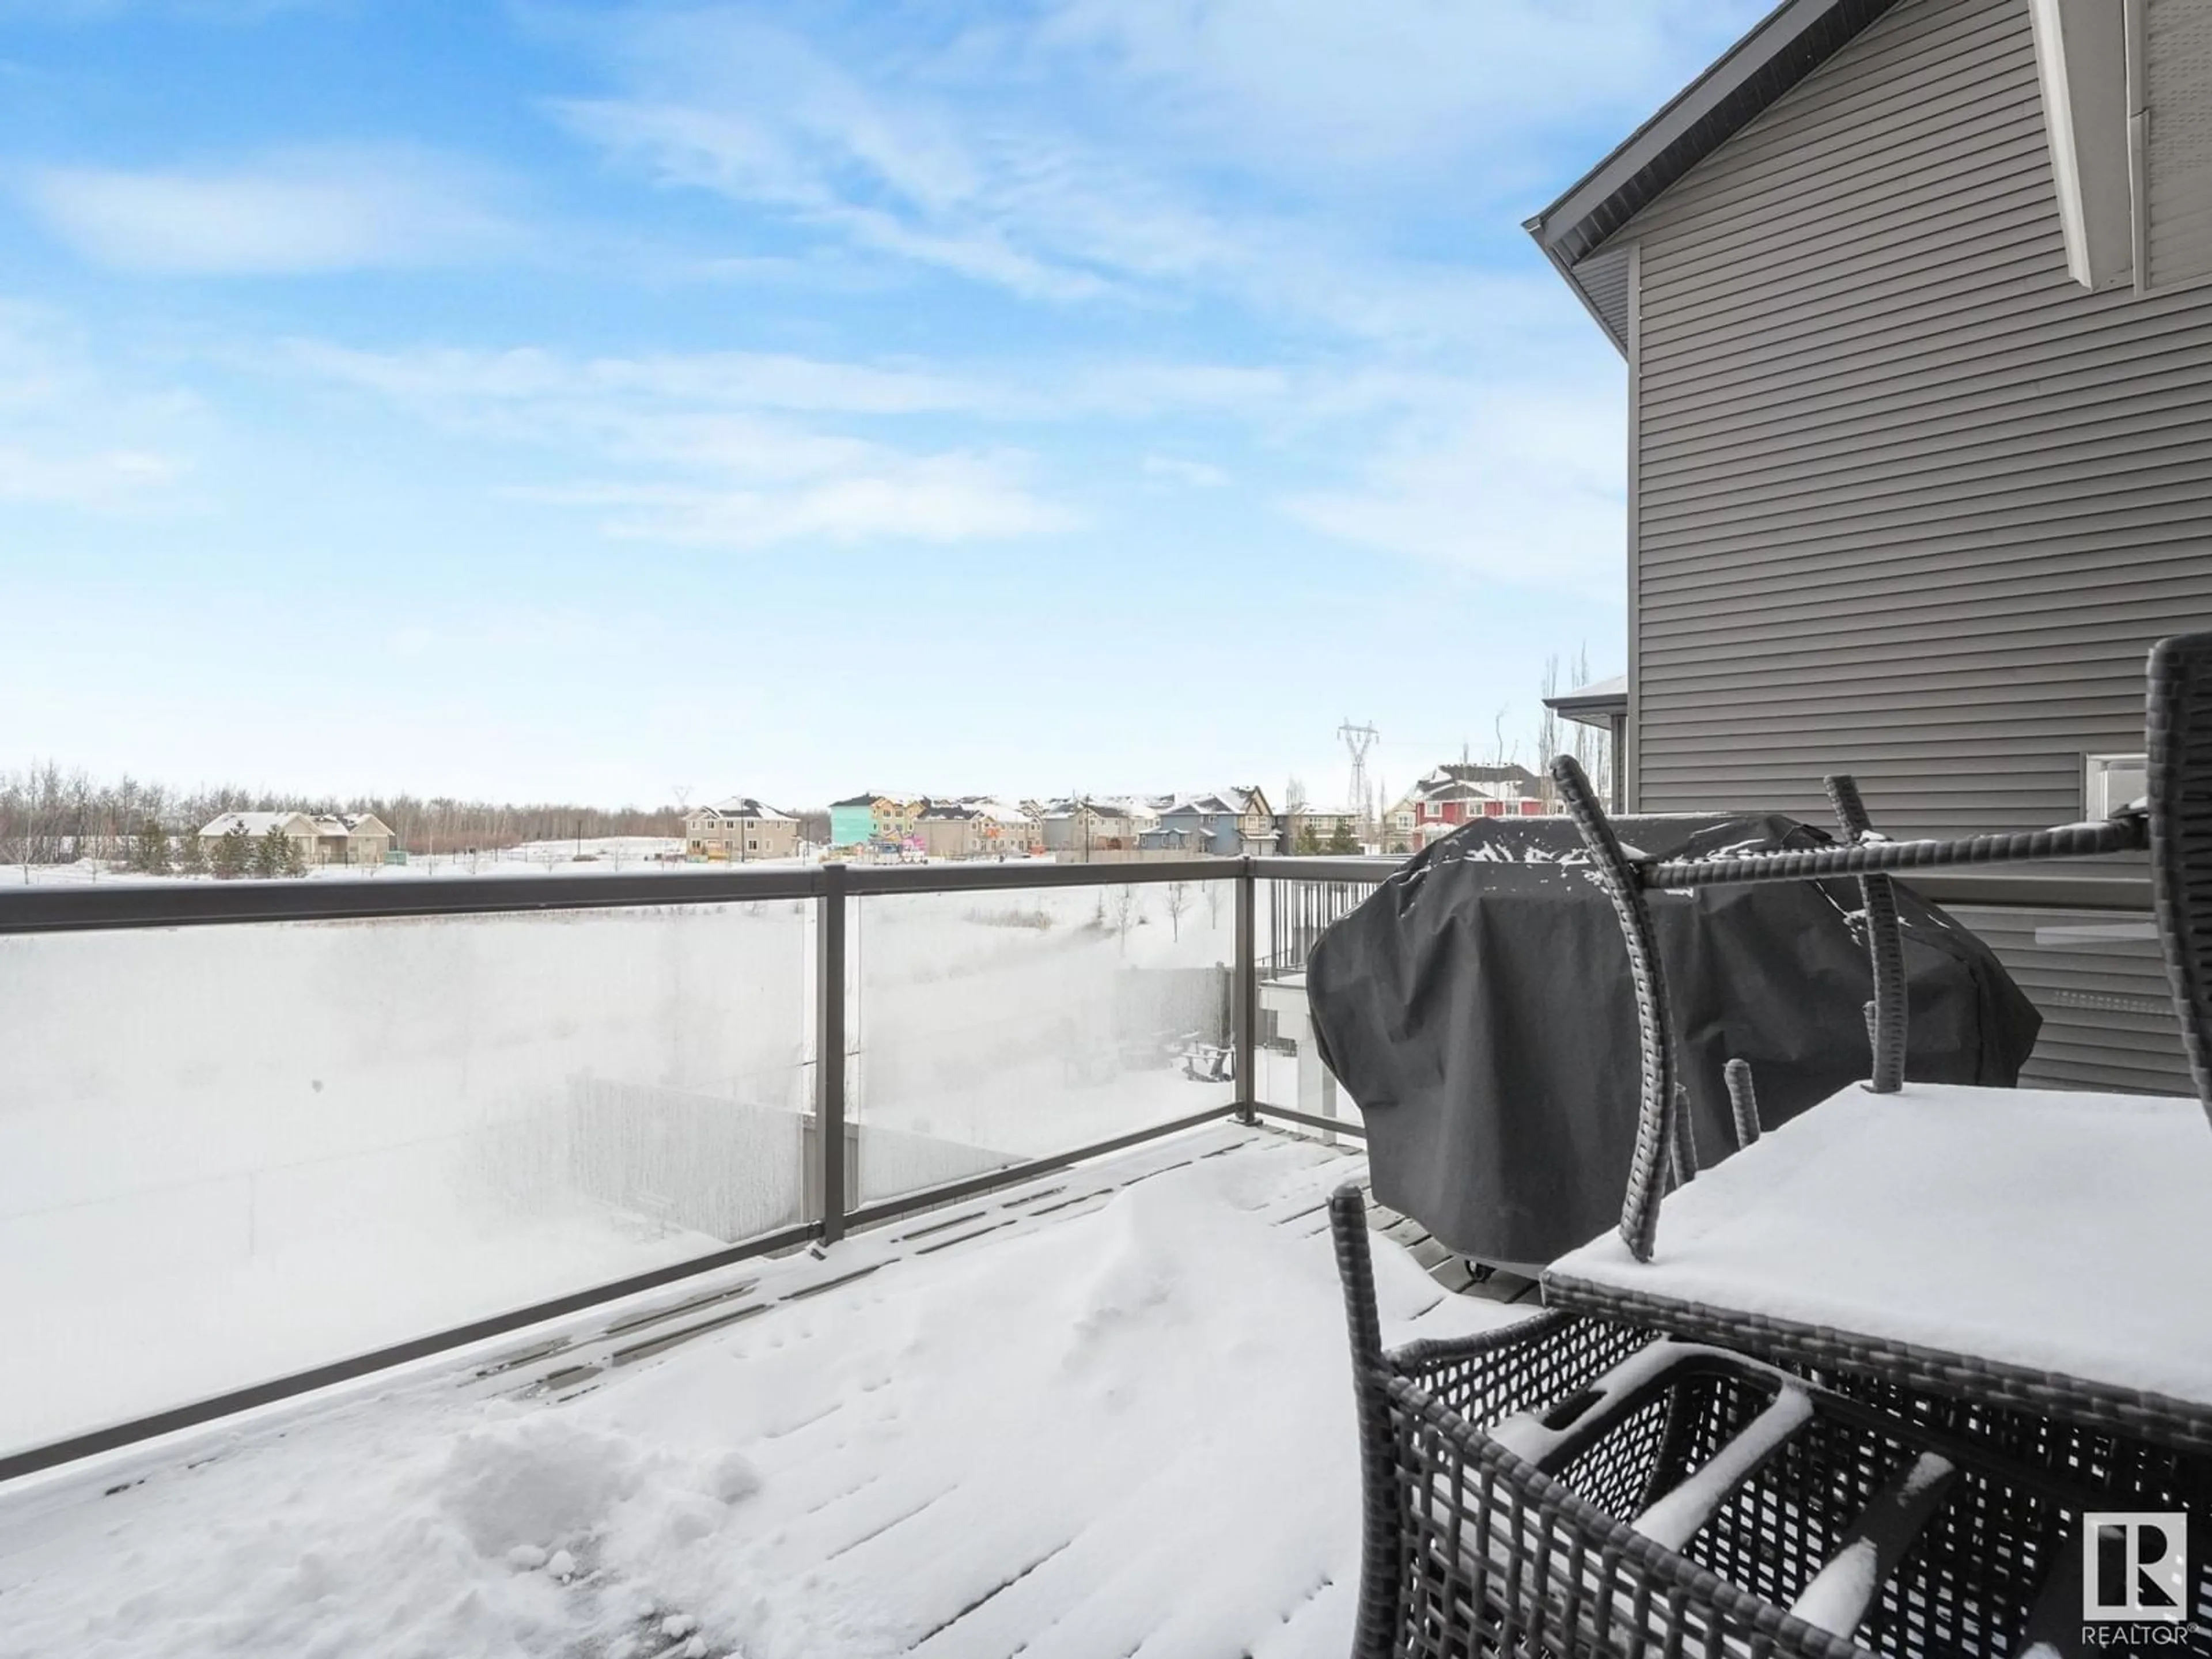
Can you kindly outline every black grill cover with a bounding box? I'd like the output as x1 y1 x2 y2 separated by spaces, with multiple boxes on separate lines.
1305 814 2041 1267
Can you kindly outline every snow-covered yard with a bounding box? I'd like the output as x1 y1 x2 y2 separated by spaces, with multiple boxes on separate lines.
0 1126 1524 1659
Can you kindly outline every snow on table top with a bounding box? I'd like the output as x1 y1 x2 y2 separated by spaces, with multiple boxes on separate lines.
1547 1082 2212 1411
0 1130 1531 1659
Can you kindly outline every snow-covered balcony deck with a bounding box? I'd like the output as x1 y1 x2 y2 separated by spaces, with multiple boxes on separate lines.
0 1123 1535 1659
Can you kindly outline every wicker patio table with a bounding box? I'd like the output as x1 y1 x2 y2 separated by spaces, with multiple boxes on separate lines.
1542 1081 2212 1457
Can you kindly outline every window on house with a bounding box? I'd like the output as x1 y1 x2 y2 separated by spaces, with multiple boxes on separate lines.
2084 753 2148 819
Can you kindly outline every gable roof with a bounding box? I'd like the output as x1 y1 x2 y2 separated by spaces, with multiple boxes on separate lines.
200 810 312 838
695 797 792 822
1524 0 1906 351
1158 793 1242 818
1423 763 1542 789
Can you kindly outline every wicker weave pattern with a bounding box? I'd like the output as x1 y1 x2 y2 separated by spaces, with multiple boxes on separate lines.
1336 1189 2212 1658
1724 1058 1762 1150
1544 1267 2212 1456
1640 816 2146 889
1823 775 1906 1095
1552 754 1679 1263
2150 633 2212 1126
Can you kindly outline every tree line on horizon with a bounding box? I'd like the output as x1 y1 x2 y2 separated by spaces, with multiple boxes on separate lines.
0 763 686 868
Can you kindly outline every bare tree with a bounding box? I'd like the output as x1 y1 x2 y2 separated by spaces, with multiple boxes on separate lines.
1566 642 1615 808
1489 705 1518 767
0 762 691 869
1165 880 1191 942
1111 884 1139 955
1535 655 1563 806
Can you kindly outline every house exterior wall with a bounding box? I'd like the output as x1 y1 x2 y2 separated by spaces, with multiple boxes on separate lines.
1155 808 1238 855
1620 0 2212 839
827 803 876 849
316 830 392 866
1611 0 2212 1093
916 816 979 859
687 816 798 861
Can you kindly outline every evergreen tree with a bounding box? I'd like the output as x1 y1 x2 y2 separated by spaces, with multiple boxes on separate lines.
1325 818 1360 855
176 831 207 876
212 824 252 880
1295 820 1324 856
133 817 172 875
253 824 292 878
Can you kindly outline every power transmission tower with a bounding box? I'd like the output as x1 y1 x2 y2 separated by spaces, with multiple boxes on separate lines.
1338 719 1380 835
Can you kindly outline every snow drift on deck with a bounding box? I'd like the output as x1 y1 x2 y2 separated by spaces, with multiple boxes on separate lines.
0 1149 1522 1659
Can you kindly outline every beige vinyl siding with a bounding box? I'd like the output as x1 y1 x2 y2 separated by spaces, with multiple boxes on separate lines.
1620 0 2212 838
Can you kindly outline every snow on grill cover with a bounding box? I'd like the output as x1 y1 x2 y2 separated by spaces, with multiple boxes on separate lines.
1305 813 2041 1266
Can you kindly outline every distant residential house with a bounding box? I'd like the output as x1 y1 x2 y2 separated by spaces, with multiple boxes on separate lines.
915 801 979 859
1279 805 1365 851
1146 791 1275 857
827 794 917 854
685 798 798 862
316 813 395 865
1386 764 1550 845
968 799 1041 855
908 799 1033 859
1040 796 1156 857
1229 786 1275 851
198 811 393 867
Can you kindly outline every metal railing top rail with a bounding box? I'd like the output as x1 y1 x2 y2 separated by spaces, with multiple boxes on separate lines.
0 855 1286 935
1255 856 1403 884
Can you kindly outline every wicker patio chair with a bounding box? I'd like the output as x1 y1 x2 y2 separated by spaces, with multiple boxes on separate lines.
1331 1188 2210 1659
1550 630 2212 1266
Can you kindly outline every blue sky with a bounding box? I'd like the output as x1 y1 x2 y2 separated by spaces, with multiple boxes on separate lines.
0 0 1764 809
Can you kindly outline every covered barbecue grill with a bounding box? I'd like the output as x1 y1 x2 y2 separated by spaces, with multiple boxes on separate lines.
1304 812 2040 1267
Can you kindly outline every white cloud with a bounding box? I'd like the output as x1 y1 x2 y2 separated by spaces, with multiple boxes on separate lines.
1032 0 1771 198
510 455 1075 549
286 336 1075 551
1283 376 1628 600
17 146 515 275
550 10 1528 344
547 2 1759 350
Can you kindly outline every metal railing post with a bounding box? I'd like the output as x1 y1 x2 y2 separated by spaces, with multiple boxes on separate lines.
1234 859 1257 1124
816 862 849 1244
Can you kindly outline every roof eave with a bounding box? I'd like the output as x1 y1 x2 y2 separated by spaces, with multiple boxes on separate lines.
1534 234 1630 357
1524 0 1906 335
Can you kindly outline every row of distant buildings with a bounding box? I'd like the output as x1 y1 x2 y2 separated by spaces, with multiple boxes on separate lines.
682 763 1559 863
